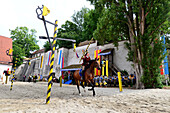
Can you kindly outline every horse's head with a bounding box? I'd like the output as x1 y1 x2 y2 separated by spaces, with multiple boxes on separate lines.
93 58 101 70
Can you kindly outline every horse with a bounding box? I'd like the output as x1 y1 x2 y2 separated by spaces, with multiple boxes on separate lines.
73 58 101 96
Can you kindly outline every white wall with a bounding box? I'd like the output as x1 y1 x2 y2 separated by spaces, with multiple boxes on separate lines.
0 64 12 83
66 41 134 74
15 40 135 79
67 41 97 66
98 41 134 74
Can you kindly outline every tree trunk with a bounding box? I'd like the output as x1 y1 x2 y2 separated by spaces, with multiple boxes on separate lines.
134 62 144 89
129 26 144 89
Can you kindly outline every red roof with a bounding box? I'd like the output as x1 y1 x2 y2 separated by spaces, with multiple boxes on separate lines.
0 36 12 65
32 48 45 55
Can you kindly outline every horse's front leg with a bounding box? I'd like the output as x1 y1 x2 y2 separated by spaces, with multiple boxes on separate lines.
80 81 86 92
76 80 81 95
87 80 95 96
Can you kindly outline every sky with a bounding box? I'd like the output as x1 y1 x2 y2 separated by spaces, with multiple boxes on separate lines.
0 0 94 49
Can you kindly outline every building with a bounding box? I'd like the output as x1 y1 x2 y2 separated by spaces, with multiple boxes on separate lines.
0 36 12 83
15 40 135 81
31 48 45 58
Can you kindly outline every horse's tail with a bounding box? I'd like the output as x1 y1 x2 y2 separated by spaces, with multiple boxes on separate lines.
72 70 76 85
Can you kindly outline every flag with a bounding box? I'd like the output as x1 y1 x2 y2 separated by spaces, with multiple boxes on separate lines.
58 50 62 65
42 6 50 16
40 56 44 68
74 43 76 49
9 49 13 55
76 52 79 58
47 52 51 66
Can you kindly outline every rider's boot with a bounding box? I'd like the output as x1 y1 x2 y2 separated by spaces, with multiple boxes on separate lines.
81 70 85 80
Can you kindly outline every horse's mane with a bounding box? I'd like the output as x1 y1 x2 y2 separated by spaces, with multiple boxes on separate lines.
87 60 95 69
89 59 95 64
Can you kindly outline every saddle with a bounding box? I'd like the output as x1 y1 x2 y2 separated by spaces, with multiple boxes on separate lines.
79 69 83 77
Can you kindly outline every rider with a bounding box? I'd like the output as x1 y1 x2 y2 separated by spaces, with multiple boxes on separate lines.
81 50 91 80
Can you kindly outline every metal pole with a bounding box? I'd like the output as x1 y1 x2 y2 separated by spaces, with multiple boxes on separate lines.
42 16 53 50
79 38 93 63
46 20 58 104
10 58 17 90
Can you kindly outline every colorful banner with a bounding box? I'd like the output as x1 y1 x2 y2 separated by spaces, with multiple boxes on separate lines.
96 50 98 75
62 57 64 79
102 60 108 77
94 50 97 75
98 49 101 75
76 52 79 58
40 55 44 68
102 61 105 76
106 60 108 77
94 49 101 76
58 50 62 65
162 35 169 75
74 43 76 50
60 57 64 77
47 52 51 66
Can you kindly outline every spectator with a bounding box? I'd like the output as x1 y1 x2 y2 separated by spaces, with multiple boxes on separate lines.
28 75 32 82
23 75 26 82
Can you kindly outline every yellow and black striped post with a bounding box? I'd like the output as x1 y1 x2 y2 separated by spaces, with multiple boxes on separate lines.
46 20 58 104
10 58 17 90
79 38 93 63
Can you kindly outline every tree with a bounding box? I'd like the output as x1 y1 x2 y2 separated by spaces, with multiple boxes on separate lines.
57 20 80 48
88 0 169 88
72 7 89 34
57 7 99 48
10 27 39 66
43 40 58 52
43 41 51 52
83 9 100 41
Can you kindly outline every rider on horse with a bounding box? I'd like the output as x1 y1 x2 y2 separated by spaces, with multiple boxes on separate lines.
81 50 91 80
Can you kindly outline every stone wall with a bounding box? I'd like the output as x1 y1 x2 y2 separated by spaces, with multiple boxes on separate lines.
15 41 135 80
100 41 134 74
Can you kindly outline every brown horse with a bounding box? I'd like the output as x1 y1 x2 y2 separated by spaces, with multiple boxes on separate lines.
73 58 101 96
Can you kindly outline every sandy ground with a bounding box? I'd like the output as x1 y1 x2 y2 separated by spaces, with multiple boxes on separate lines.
0 81 170 113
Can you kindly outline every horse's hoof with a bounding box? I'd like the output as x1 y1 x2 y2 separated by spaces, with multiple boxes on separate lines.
84 89 86 92
79 93 81 96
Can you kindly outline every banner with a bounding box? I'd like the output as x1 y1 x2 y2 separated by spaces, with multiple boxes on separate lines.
40 55 44 68
47 52 51 66
94 49 101 76
58 50 62 65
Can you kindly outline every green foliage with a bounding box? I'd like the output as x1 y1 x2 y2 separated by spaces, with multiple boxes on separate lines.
165 35 170 46
43 40 58 52
140 38 166 88
83 8 102 41
93 2 129 46
88 0 169 88
57 20 80 48
43 41 51 52
10 27 39 66
57 7 101 48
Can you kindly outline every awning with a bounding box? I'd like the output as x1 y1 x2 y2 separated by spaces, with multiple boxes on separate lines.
98 48 113 56
60 64 81 71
